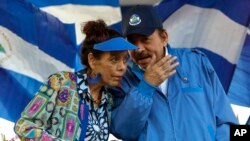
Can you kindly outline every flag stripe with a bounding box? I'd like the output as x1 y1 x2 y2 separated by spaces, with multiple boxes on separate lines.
26 0 119 7
162 4 247 64
157 0 250 26
0 0 74 121
40 5 121 45
0 26 72 82
228 33 250 107
0 0 76 67
0 68 42 121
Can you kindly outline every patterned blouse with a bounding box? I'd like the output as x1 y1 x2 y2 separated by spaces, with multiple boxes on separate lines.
14 70 112 141
76 70 110 141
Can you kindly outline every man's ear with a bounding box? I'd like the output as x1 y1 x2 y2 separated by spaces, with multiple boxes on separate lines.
88 53 96 69
162 31 168 45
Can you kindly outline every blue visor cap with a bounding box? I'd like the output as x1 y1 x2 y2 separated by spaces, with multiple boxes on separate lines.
94 37 137 51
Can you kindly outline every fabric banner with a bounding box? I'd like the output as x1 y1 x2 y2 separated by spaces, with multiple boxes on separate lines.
0 0 120 140
0 0 249 140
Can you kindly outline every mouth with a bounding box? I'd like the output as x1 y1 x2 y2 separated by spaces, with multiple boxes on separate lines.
136 55 152 67
135 51 152 62
112 76 123 81
137 55 151 60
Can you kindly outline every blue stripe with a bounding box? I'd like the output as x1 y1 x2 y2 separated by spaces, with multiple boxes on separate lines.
0 68 42 122
228 34 250 107
187 0 250 26
157 0 250 27
0 0 76 68
26 0 119 7
197 48 235 93
155 0 185 22
228 69 250 107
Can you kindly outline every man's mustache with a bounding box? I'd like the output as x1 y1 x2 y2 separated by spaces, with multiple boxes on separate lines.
134 51 151 60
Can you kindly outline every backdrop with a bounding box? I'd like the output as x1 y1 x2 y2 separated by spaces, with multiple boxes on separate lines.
0 0 249 140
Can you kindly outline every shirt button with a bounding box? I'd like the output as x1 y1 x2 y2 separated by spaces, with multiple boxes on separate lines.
183 77 188 82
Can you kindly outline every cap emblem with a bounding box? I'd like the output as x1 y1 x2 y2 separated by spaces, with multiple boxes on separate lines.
129 14 141 26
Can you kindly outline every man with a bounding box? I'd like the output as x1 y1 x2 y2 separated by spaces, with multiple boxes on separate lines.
110 5 238 141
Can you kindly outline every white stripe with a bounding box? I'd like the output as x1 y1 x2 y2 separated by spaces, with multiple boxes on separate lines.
0 26 73 82
163 4 247 64
231 104 250 125
0 118 19 141
40 4 121 45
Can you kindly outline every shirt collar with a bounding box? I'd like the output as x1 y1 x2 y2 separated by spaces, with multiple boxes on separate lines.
76 69 109 104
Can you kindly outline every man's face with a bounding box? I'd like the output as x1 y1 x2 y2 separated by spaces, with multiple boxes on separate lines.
128 30 167 69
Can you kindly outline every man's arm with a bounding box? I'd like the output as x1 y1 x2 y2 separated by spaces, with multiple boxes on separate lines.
204 56 239 141
110 77 156 140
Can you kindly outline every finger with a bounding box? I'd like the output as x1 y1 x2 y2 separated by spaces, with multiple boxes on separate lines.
154 55 171 67
168 56 178 65
158 68 177 81
161 58 179 71
171 62 179 69
162 62 179 76
156 62 178 79
155 55 178 68
164 69 177 78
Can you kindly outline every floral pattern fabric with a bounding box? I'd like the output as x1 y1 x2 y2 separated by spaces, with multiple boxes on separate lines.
76 70 110 141
14 70 112 141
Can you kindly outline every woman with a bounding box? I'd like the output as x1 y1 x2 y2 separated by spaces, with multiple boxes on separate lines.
14 19 137 141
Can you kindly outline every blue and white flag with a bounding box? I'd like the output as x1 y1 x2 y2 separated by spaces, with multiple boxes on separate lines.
155 0 250 124
0 0 75 122
0 0 249 140
0 0 121 140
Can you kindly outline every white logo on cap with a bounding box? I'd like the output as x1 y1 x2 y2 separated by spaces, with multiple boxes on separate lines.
129 14 141 26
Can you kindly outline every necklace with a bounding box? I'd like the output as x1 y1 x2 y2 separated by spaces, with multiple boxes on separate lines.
92 98 101 104
92 98 101 108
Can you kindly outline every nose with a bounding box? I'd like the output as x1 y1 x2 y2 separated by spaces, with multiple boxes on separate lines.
134 41 145 52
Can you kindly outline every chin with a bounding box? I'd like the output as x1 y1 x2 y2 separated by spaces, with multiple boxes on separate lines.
138 64 147 70
108 81 119 87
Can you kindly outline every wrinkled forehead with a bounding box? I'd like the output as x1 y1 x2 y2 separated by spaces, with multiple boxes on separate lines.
126 34 149 44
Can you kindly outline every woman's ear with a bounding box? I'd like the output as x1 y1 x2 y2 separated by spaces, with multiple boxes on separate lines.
88 53 96 69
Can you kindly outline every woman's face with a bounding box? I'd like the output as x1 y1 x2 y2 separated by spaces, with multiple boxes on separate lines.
91 51 129 86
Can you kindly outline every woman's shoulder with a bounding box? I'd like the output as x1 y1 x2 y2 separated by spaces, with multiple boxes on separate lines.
49 71 76 81
46 71 77 89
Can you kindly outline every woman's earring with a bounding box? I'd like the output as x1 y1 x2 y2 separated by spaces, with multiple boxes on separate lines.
87 72 101 84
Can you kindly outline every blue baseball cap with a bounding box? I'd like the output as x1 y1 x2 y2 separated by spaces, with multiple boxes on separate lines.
93 37 137 51
122 5 163 37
